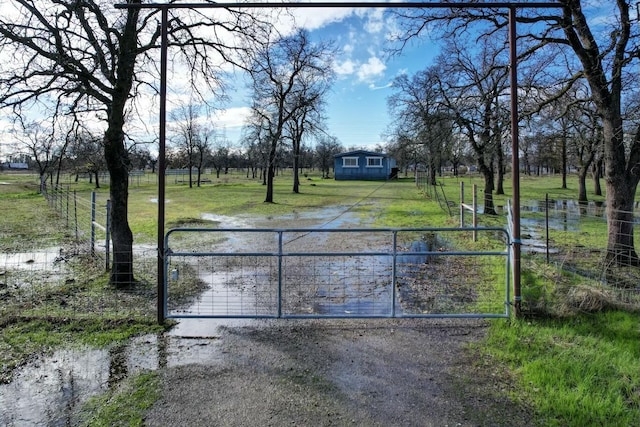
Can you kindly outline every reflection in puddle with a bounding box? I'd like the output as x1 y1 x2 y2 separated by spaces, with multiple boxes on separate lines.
0 333 223 426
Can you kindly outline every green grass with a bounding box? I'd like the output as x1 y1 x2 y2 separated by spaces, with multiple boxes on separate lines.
77 371 160 427
484 312 640 426
0 178 69 250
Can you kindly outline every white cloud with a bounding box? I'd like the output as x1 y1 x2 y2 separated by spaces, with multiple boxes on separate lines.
357 56 386 81
212 106 252 130
343 43 355 55
335 59 357 76
293 8 355 31
362 9 385 34
368 82 392 90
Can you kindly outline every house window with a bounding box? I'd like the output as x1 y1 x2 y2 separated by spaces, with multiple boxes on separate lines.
366 157 383 167
343 157 358 167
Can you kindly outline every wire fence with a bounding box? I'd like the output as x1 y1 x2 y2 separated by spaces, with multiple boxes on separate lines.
414 172 454 215
2 174 638 322
512 197 640 314
415 171 640 314
1 184 158 322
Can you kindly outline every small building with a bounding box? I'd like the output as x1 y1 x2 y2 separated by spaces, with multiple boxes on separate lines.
334 150 397 181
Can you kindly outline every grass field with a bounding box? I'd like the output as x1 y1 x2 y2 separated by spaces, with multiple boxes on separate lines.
1 169 639 425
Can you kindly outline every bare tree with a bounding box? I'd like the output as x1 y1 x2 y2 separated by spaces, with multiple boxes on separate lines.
13 119 57 192
314 135 343 179
245 28 334 203
284 49 334 193
170 103 215 188
564 100 602 203
387 69 454 186
68 131 106 189
0 1 274 286
211 137 231 179
433 38 510 215
391 1 640 265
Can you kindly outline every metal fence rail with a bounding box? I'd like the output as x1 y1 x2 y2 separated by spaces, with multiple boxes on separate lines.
164 227 511 319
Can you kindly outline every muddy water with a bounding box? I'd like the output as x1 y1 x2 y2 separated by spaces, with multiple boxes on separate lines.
0 333 224 426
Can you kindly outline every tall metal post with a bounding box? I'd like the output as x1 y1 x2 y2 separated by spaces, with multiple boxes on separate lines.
157 6 168 325
106 199 111 271
509 6 522 317
91 191 96 258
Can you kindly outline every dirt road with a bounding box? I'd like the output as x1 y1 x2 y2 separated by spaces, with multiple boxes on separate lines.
144 318 534 426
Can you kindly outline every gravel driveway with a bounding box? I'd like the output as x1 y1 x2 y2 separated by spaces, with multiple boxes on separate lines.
144 318 534 426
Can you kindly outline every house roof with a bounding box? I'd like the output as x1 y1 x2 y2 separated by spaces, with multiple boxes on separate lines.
334 150 389 158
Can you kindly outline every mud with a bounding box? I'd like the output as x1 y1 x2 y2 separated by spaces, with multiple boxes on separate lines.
145 318 535 426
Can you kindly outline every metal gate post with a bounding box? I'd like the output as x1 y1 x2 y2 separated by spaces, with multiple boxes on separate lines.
277 231 283 318
90 191 96 258
391 230 398 317
105 200 111 271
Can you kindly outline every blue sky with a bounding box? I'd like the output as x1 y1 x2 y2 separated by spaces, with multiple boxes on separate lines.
213 4 440 151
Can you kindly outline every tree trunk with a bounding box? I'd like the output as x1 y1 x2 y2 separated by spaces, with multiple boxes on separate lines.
592 158 603 196
292 145 300 193
428 165 437 186
603 120 639 266
104 126 134 287
479 164 496 215
102 5 138 287
265 164 275 203
265 140 277 202
606 181 639 266
561 132 568 190
577 165 588 203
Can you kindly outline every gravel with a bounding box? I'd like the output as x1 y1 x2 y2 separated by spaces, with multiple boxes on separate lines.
144 318 535 426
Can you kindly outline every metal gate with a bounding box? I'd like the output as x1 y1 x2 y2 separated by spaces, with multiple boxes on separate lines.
163 227 511 319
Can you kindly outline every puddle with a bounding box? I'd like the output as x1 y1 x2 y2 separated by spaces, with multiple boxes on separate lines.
0 247 64 272
0 333 224 426
200 213 254 228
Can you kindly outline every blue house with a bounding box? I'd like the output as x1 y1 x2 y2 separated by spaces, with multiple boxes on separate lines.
334 150 397 181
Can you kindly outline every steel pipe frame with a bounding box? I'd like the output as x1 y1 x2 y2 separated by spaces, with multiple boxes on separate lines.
114 1 563 323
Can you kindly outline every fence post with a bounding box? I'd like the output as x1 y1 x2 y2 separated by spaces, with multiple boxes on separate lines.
472 184 478 242
65 186 70 228
105 199 111 271
460 181 465 227
91 191 96 257
74 190 79 241
546 193 550 264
